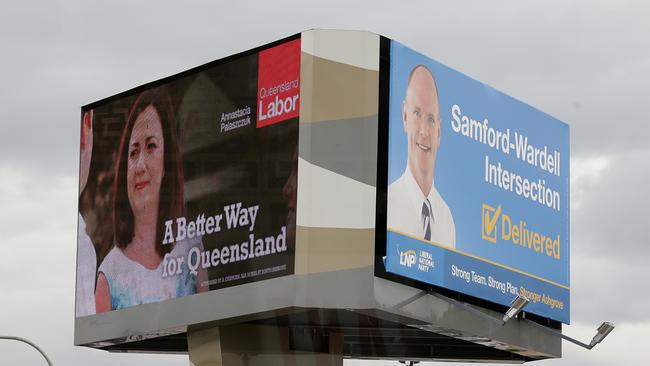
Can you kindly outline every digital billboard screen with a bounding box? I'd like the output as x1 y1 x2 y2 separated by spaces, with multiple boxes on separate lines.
76 38 300 317
384 41 570 323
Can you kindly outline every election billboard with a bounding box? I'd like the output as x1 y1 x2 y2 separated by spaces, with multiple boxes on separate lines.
384 41 570 323
75 38 300 317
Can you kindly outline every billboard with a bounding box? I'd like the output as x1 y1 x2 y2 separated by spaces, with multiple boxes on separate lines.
384 41 570 323
76 38 300 317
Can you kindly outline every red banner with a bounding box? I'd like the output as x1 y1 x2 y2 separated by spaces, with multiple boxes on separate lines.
257 39 300 128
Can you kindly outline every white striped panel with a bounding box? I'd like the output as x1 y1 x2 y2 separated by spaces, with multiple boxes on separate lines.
301 29 380 71
296 157 376 229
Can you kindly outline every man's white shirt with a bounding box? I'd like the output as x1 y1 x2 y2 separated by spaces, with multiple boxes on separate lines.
387 165 456 248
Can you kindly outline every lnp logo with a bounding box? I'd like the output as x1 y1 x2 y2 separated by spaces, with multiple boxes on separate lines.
482 204 501 243
399 249 416 268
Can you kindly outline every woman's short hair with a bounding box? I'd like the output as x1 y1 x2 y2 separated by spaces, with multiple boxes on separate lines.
113 86 184 257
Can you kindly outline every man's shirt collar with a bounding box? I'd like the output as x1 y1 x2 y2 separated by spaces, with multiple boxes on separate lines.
404 164 436 208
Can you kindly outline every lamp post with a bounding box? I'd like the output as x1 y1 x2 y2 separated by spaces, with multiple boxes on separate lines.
0 335 53 366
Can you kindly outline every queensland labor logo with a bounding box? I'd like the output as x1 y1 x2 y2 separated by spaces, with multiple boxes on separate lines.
257 38 300 128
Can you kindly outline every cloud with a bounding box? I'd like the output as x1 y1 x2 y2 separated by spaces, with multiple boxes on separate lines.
0 166 185 365
571 149 650 261
570 254 647 325
566 149 650 325
571 155 610 212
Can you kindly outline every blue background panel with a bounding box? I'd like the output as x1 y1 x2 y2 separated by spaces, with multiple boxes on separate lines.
386 41 570 323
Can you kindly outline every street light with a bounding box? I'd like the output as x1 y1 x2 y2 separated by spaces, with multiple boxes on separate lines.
0 335 53 366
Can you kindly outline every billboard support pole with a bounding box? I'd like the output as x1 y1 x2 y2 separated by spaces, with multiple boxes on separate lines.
392 289 522 326
427 291 509 325
390 290 429 310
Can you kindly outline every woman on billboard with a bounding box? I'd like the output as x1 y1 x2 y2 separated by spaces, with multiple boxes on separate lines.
95 87 205 312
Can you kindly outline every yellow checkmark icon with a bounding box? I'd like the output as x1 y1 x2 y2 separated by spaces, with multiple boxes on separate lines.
485 205 501 235
482 204 502 243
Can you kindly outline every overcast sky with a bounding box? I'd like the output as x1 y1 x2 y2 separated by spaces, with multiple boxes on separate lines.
1 0 648 365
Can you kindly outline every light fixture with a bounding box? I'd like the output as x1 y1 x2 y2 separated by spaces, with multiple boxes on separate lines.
502 295 529 324
588 322 615 348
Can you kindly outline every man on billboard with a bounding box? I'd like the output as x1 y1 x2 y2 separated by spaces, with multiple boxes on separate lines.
388 65 456 248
